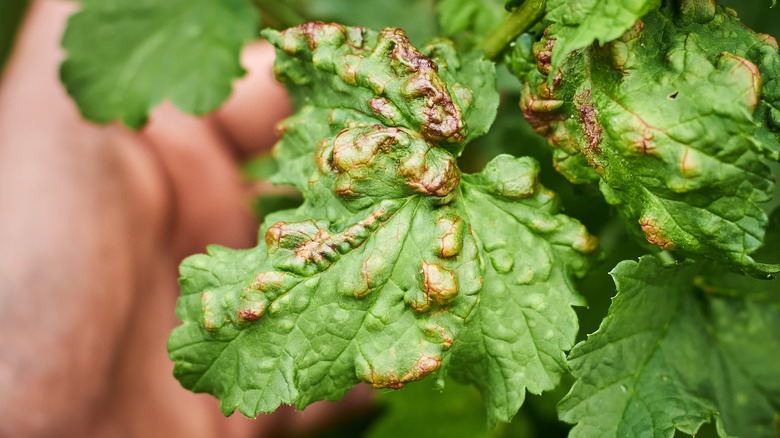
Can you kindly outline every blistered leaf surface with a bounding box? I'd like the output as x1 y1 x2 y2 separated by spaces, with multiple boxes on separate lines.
168 23 598 420
559 255 780 438
60 0 258 129
450 155 596 426
513 5 780 276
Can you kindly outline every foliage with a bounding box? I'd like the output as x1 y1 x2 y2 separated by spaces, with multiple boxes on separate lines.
52 0 780 436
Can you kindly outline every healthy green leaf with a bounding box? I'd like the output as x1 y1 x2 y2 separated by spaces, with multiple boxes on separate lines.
513 5 780 277
367 378 496 438
60 0 258 128
558 255 780 438
284 0 440 45
545 0 660 75
436 0 508 43
167 23 599 421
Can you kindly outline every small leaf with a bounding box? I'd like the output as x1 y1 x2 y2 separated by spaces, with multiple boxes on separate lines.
513 5 780 276
545 0 660 75
60 0 258 129
559 255 780 438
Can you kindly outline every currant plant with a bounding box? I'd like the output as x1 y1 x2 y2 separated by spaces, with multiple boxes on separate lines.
59 0 780 436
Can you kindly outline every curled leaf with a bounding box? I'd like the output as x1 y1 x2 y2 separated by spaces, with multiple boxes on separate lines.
512 5 780 276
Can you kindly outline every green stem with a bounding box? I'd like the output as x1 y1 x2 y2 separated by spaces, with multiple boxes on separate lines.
479 0 547 60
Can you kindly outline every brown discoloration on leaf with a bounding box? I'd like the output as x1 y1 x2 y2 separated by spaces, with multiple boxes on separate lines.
756 33 779 52
294 229 333 263
365 354 442 389
573 90 604 173
264 204 401 277
639 216 676 250
372 28 466 143
434 214 465 258
324 125 460 201
679 146 702 179
717 53 762 109
533 38 556 75
520 83 565 139
337 53 362 85
422 261 458 305
573 90 602 154
617 19 645 43
354 249 387 298
265 222 286 253
573 229 600 255
201 291 218 331
423 322 454 349
369 97 400 123
399 147 460 198
237 303 265 323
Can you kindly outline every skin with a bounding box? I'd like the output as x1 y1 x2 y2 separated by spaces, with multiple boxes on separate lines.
0 1 370 437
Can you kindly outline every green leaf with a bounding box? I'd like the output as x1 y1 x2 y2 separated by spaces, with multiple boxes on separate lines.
60 0 258 129
284 0 440 45
513 5 780 277
366 379 495 438
545 0 660 75
168 23 599 421
436 0 508 43
450 155 598 426
558 255 780 438
262 23 498 154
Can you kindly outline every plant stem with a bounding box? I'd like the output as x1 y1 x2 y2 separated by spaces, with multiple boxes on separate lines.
479 0 547 60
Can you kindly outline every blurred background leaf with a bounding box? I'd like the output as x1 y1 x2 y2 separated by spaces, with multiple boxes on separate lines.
0 0 29 73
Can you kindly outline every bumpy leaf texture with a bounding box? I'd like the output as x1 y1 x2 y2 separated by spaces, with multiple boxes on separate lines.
513 3 780 277
60 0 258 128
167 22 599 422
559 254 780 438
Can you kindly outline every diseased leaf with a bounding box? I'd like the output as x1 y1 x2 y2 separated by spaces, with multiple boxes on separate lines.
558 255 780 438
60 0 258 128
263 23 498 153
513 5 780 276
450 155 598 426
168 23 599 421
545 0 660 74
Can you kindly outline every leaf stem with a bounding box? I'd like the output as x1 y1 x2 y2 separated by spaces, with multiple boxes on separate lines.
479 0 547 60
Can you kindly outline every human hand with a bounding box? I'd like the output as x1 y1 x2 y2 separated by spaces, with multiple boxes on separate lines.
0 2 369 437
